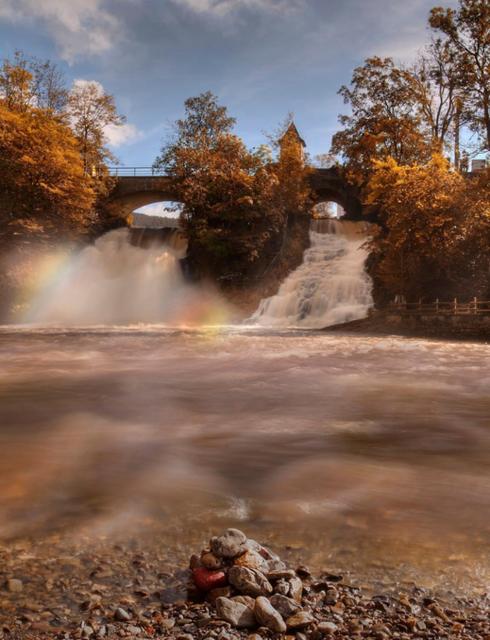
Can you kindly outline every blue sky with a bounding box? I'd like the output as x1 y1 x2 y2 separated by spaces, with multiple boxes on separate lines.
0 0 457 166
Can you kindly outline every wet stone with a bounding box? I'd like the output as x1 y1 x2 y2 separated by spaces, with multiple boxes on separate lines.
286 611 316 629
114 607 131 621
267 570 296 581
210 529 247 559
274 579 290 596
215 597 256 629
228 567 272 598
288 576 303 603
269 594 302 618
207 587 233 604
193 568 228 592
6 579 23 593
317 621 338 633
232 595 255 608
126 625 141 634
201 552 223 570
296 566 311 579
234 550 269 572
254 596 287 633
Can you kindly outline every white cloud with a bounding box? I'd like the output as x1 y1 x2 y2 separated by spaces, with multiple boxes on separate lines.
175 0 303 17
104 122 142 148
72 78 105 95
0 0 122 62
69 78 141 148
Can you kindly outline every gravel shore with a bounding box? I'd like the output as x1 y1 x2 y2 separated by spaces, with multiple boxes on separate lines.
1 529 489 640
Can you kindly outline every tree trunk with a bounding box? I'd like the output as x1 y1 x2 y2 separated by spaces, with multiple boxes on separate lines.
453 101 461 170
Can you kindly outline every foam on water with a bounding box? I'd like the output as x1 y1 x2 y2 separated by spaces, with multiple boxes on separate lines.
252 219 373 328
23 228 228 326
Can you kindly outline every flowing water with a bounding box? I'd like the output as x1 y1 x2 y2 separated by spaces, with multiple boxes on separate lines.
23 228 217 326
252 219 373 328
0 327 489 594
1 224 489 596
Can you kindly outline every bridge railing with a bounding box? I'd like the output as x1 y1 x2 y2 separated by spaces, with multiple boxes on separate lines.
389 298 490 316
108 166 167 177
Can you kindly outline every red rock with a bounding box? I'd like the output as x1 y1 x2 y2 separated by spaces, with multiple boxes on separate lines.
192 567 227 592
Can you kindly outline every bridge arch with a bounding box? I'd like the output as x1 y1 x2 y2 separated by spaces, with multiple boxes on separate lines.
105 166 367 224
105 175 182 225
308 168 364 221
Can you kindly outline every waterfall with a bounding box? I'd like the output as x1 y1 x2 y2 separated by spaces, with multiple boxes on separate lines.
25 228 202 326
252 219 373 329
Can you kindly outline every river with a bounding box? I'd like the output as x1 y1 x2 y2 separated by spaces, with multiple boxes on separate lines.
1 326 489 596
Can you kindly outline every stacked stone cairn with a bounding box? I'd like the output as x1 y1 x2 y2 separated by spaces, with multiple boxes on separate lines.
190 529 318 633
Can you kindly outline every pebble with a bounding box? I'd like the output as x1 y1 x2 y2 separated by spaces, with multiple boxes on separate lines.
234 550 269 572
274 579 290 595
286 610 316 629
2 527 487 640
269 594 302 617
6 579 23 593
114 607 131 621
202 552 223 570
288 576 303 603
228 567 272 597
160 617 176 629
211 529 247 559
232 595 255 608
207 587 232 604
215 597 256 628
193 568 228 592
296 565 311 579
254 596 287 633
267 569 296 581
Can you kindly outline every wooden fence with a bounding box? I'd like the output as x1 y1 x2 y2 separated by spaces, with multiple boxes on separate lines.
389 298 490 316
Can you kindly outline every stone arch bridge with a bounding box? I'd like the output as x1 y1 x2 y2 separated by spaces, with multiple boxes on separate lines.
105 166 365 223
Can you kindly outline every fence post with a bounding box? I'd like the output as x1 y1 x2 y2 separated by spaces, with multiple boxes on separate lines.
435 298 439 314
473 296 478 314
454 298 457 313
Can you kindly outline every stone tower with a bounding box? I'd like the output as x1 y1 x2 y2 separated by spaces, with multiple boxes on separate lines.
278 122 306 165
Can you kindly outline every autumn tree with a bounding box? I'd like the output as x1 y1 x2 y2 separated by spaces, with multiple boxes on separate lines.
430 0 490 152
0 52 125 245
155 92 274 281
29 57 68 114
0 51 67 115
456 169 490 294
67 79 125 181
0 102 96 241
155 93 312 284
331 57 431 184
366 155 489 301
411 39 463 157
0 52 33 112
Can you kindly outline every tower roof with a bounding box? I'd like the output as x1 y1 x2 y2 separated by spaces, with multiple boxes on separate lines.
279 121 306 148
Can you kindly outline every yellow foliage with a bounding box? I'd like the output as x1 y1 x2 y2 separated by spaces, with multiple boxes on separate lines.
367 154 490 300
0 101 96 240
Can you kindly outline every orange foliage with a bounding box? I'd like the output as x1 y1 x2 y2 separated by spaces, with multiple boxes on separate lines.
367 155 490 300
0 101 96 242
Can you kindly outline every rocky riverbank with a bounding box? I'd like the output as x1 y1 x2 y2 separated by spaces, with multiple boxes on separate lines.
1 529 489 640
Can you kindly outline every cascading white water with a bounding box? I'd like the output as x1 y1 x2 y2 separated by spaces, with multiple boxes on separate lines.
252 218 373 329
25 228 200 325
